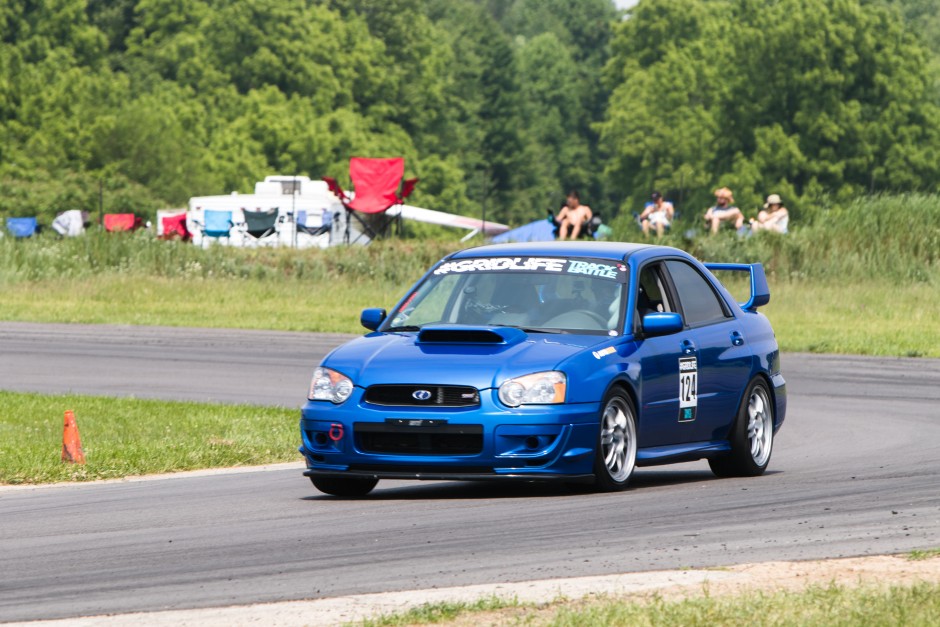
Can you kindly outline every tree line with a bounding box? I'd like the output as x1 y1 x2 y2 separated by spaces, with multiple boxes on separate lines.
1 0 938 228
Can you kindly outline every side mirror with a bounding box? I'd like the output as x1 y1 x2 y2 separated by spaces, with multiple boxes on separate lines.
642 312 684 336
360 308 387 331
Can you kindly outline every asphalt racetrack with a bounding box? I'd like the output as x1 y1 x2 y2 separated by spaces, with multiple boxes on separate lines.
1 322 939 622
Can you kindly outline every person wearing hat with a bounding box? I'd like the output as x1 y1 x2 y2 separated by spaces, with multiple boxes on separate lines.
638 191 674 237
750 194 790 234
703 187 744 234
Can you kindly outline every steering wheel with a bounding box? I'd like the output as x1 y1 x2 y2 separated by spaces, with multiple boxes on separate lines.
543 309 609 329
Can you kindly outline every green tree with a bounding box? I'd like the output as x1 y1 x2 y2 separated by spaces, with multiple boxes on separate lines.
600 0 940 219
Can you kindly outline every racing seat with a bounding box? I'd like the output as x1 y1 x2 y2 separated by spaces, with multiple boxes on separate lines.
486 276 543 326
5 217 39 238
323 157 418 244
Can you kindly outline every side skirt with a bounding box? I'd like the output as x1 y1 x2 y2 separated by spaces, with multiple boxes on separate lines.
636 440 731 467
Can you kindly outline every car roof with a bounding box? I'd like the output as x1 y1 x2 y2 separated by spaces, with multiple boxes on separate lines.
450 241 665 262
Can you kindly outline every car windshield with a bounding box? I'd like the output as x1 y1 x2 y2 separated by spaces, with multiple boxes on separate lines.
383 256 627 335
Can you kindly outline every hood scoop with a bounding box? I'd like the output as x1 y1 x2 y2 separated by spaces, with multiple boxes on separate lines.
416 325 527 345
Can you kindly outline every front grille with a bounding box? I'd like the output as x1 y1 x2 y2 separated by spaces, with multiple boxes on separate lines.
363 385 480 407
348 464 493 474
355 423 484 455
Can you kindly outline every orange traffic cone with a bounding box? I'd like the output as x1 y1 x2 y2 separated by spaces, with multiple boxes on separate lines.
61 410 86 464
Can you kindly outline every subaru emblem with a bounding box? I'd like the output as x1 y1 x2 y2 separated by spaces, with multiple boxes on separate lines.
412 389 433 401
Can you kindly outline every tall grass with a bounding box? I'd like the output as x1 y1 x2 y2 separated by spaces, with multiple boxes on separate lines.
0 231 460 285
611 193 940 282
2 194 938 285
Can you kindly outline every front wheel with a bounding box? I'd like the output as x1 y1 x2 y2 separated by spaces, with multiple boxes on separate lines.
709 377 775 477
592 390 638 492
310 475 378 497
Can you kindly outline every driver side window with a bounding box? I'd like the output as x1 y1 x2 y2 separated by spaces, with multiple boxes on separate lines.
634 264 673 330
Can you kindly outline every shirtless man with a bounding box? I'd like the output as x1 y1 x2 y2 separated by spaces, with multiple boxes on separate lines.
557 190 592 240
703 187 744 234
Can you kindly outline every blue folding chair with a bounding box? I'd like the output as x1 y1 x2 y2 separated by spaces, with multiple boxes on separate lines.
202 210 233 241
6 217 38 238
296 209 332 237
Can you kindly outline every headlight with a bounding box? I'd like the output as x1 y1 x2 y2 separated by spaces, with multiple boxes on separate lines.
308 367 354 403
498 371 566 407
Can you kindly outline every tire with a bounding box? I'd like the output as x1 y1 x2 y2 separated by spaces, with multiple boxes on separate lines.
592 390 638 492
310 475 378 497
709 377 774 478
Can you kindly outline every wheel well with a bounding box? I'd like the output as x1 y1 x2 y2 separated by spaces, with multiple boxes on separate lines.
754 371 778 427
605 379 639 424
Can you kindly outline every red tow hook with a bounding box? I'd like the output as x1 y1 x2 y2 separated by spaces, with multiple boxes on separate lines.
328 423 344 442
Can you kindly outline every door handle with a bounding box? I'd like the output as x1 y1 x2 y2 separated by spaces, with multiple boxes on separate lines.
731 330 744 346
680 339 696 354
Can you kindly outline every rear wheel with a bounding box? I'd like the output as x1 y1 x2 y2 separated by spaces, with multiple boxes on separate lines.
310 476 378 497
592 390 638 492
709 377 774 477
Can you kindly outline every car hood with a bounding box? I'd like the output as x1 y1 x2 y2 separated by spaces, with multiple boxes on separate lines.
322 325 611 389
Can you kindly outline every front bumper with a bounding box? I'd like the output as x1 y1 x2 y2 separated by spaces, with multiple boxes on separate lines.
299 387 601 481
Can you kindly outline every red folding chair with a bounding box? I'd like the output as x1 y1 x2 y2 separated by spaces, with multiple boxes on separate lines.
103 213 142 232
159 212 190 240
323 157 418 243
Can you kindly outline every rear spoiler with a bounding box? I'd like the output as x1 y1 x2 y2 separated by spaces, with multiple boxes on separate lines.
703 263 770 312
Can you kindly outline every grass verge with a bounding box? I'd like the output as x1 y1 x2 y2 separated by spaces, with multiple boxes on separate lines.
909 548 940 561
0 275 937 357
0 391 298 484
354 582 940 626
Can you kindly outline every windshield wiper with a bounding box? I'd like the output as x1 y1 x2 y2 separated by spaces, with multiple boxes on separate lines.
384 325 421 332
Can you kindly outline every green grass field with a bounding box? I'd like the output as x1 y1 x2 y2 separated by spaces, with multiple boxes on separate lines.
0 391 298 484
0 274 936 356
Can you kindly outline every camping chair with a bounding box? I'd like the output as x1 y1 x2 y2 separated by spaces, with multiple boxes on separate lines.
239 208 281 246
5 217 39 238
195 209 233 246
157 209 190 240
103 213 142 232
634 202 679 233
296 209 333 237
546 209 605 240
323 157 418 244
51 210 87 237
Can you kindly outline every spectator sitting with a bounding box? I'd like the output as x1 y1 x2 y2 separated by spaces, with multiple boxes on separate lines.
557 190 593 240
638 191 674 237
750 194 790 234
703 187 744 234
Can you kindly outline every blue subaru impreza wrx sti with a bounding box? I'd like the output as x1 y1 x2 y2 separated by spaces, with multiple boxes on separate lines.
300 242 786 496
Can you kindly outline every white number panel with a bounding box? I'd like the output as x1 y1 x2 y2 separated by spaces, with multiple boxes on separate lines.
678 356 697 422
